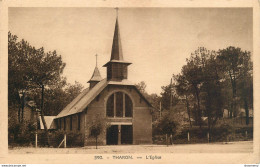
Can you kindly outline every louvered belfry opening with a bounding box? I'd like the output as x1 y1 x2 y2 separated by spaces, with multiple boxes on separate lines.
106 63 128 81
103 17 131 81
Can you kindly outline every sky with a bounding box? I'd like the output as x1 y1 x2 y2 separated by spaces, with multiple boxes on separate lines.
8 8 253 94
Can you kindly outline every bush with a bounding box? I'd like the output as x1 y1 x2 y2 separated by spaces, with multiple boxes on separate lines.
153 111 183 137
172 126 208 144
211 122 234 141
66 131 83 147
8 120 36 147
152 122 253 144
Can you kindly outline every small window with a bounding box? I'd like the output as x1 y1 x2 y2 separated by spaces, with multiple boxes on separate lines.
78 113 81 131
59 119 62 130
64 118 66 130
70 116 73 131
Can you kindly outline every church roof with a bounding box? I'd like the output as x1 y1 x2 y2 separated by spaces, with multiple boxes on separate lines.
103 18 131 67
56 79 106 118
88 66 102 82
55 14 151 119
55 78 152 119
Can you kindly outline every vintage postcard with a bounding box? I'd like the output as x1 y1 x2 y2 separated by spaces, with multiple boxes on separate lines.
0 0 259 164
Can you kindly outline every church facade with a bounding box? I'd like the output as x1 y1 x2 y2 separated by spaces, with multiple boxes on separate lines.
54 17 153 146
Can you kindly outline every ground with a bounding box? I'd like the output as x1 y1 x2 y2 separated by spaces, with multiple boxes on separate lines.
9 141 253 154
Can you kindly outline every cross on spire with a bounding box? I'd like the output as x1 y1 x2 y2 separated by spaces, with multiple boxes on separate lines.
88 54 102 86
115 7 119 18
95 54 98 67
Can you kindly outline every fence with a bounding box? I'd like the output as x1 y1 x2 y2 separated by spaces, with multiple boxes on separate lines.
8 130 84 148
153 125 253 145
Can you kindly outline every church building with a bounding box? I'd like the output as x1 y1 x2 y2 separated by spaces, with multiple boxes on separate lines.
54 14 153 146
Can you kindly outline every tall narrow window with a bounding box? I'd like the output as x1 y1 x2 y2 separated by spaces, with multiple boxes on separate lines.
107 94 114 117
125 94 133 117
64 118 66 131
70 116 73 131
78 113 81 131
116 92 123 117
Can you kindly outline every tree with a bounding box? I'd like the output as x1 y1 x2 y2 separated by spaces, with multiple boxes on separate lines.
179 50 205 128
36 81 83 116
8 32 36 122
135 81 147 94
65 81 84 102
160 84 178 111
173 74 194 128
218 46 244 117
8 32 66 146
174 47 225 130
147 93 161 121
155 109 184 145
88 114 109 149
199 48 223 135
89 123 102 149
237 50 253 125
28 48 65 130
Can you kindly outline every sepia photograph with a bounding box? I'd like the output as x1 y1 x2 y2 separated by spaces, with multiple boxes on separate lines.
1 1 259 164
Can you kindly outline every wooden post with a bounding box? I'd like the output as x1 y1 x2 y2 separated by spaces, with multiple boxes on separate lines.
64 134 66 148
187 132 190 142
35 107 38 148
58 139 64 148
166 134 168 146
96 136 97 149
170 134 173 145
207 132 210 143
35 133 38 148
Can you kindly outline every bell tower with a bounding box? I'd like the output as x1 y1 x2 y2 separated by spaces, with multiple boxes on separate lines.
88 54 102 88
103 8 131 81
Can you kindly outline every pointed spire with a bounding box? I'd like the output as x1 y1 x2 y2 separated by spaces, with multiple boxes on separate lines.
103 9 132 81
88 54 102 83
88 66 102 82
110 15 124 61
103 8 131 67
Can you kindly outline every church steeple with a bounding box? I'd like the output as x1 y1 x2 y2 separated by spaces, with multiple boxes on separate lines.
103 9 132 81
110 12 123 61
88 54 102 88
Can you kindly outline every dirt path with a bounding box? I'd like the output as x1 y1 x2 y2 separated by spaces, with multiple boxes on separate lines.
9 141 253 154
